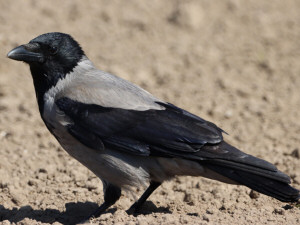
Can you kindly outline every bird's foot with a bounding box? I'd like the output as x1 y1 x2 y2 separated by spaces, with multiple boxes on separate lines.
126 202 139 215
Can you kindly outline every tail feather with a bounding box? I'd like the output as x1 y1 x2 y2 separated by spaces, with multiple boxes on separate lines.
206 159 291 184
199 141 299 202
204 163 300 202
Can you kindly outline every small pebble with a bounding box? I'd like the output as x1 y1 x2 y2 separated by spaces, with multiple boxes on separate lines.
203 215 209 222
290 149 299 159
249 190 260 199
273 208 285 215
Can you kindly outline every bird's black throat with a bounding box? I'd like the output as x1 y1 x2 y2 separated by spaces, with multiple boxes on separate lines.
29 63 65 115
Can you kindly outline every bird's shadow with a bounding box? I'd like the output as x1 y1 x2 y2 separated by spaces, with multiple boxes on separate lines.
0 202 98 225
132 201 171 216
0 201 171 225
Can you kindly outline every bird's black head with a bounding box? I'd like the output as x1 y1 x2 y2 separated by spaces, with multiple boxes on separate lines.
8 32 85 75
7 32 85 103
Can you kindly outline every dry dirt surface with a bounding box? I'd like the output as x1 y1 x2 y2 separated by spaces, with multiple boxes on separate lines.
1 0 300 224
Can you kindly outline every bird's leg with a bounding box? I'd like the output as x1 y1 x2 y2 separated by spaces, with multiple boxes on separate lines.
127 181 161 214
87 183 121 219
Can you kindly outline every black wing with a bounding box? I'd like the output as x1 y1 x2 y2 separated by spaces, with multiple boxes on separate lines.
56 97 300 202
56 97 223 157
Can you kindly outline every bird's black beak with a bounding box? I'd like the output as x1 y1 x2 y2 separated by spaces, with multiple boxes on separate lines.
7 43 44 63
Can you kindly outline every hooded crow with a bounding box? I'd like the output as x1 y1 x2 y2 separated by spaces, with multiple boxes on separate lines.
7 32 300 218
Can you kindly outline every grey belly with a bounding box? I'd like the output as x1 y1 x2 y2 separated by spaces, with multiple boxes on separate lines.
52 126 150 188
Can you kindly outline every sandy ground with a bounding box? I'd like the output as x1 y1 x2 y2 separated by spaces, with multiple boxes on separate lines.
0 0 300 224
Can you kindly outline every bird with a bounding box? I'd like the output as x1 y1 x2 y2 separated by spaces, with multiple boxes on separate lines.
7 32 300 218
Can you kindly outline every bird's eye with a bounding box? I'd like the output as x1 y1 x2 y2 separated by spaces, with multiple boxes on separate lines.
49 46 58 55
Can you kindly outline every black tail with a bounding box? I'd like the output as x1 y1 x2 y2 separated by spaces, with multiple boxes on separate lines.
204 163 299 202
200 142 300 202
